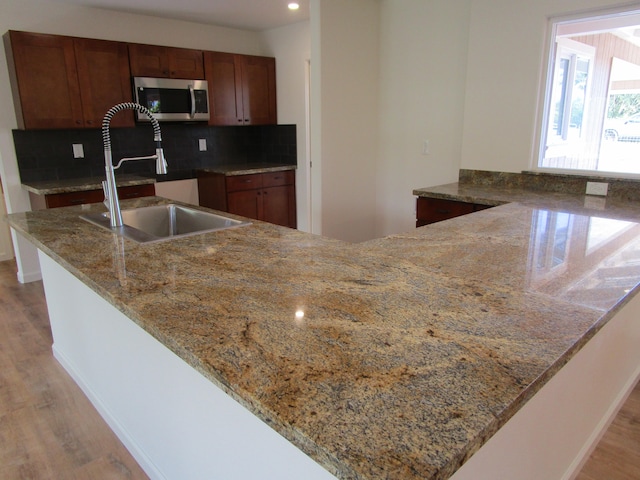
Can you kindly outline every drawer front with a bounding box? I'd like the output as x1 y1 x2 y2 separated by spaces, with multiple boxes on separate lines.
44 183 155 208
45 190 104 208
117 183 155 199
262 170 294 188
226 173 263 192
416 197 475 225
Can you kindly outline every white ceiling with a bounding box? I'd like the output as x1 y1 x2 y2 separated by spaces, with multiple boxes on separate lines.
48 0 310 31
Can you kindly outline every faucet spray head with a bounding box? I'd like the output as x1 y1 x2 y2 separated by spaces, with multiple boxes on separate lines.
156 147 168 175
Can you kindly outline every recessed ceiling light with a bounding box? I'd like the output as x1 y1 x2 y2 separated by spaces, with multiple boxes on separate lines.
288 2 300 10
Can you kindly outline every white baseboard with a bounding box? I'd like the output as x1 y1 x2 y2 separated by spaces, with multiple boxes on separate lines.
564 364 640 480
52 345 166 480
17 268 41 283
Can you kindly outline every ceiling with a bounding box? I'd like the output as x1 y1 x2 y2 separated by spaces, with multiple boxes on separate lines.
48 0 310 31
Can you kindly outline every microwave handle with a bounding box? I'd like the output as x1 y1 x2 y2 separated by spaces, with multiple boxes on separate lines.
188 84 196 119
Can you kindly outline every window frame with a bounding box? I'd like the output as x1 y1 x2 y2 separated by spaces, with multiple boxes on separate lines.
534 6 640 179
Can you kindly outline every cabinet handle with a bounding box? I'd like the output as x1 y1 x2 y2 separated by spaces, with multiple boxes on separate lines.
238 119 243 123
244 119 249 122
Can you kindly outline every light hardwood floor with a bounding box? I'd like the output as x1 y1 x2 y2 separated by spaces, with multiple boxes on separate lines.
575 379 640 480
0 260 148 479
0 258 638 479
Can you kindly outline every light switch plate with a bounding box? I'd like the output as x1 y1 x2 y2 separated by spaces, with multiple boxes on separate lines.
586 181 608 196
72 143 84 159
198 138 207 151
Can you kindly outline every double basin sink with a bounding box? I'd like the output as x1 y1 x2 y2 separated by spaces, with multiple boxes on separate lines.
81 204 251 244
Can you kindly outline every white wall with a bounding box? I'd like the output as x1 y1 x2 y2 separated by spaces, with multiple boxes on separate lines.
460 0 631 174
261 21 312 233
311 0 380 242
0 0 265 280
376 0 471 237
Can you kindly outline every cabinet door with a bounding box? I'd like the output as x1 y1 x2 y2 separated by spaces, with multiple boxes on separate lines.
168 47 204 79
197 172 228 211
262 185 295 228
239 55 277 125
204 51 243 125
5 31 84 129
416 197 475 227
74 38 134 128
130 44 204 79
227 190 259 220
129 43 171 77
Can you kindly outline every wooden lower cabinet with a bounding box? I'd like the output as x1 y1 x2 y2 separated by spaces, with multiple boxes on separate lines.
198 170 296 228
416 197 491 227
31 183 155 209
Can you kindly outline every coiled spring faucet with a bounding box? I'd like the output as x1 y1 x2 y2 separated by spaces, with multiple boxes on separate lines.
102 102 168 228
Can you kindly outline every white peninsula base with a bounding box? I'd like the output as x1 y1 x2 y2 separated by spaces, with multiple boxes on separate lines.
39 251 335 480
38 250 640 480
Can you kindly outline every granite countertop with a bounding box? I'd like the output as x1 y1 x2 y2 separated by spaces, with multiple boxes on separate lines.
198 163 296 176
22 175 156 196
8 190 640 479
413 180 640 223
22 164 296 195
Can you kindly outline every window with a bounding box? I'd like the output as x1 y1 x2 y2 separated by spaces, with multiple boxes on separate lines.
539 8 640 175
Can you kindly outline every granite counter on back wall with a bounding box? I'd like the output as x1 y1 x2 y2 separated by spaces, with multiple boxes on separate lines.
414 168 640 222
21 174 155 196
22 164 297 196
8 188 640 479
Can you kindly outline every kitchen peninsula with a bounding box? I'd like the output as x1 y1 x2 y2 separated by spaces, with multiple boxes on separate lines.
8 182 640 479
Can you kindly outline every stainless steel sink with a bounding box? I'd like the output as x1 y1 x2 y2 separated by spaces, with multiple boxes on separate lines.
81 204 251 243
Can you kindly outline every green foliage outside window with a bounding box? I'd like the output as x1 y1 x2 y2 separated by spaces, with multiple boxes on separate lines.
607 93 640 119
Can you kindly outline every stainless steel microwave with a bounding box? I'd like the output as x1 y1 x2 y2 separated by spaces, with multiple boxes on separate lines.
133 77 210 122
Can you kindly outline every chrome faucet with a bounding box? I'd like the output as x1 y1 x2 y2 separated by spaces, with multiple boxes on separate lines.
102 103 168 228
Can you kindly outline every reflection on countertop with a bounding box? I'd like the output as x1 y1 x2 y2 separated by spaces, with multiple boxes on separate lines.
364 202 640 312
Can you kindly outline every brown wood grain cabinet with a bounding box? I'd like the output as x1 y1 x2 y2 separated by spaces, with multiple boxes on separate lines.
4 31 133 129
74 38 134 128
31 184 155 210
204 52 277 126
416 197 491 227
129 44 204 79
198 170 296 228
4 31 277 130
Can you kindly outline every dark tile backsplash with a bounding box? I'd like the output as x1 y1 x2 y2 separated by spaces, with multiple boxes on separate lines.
13 124 297 183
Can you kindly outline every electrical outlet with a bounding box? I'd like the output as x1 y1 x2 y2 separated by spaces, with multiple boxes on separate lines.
198 138 207 152
422 140 430 155
72 143 84 159
586 181 608 196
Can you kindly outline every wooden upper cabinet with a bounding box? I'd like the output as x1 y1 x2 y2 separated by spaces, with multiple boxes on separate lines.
240 55 277 126
204 51 243 125
4 31 84 129
74 38 133 128
4 31 133 129
5 30 276 130
129 44 204 79
204 52 276 126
